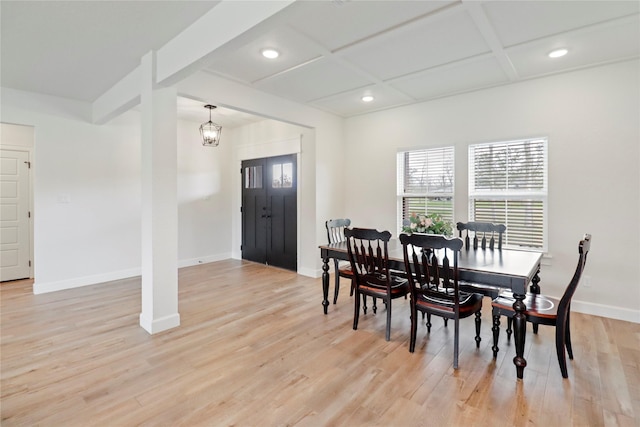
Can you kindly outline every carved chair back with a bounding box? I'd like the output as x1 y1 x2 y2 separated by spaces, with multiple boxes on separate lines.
456 221 506 250
326 218 351 245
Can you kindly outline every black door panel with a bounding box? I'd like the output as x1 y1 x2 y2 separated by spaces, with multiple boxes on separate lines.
242 155 297 271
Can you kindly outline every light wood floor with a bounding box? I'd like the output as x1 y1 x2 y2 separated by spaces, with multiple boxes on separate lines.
1 259 639 426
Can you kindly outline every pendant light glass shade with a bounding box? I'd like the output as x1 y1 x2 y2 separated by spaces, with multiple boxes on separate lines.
200 105 222 147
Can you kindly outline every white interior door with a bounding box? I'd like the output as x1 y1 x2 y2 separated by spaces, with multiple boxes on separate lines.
0 149 31 281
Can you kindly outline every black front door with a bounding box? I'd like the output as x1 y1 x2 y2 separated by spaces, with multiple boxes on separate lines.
241 154 297 271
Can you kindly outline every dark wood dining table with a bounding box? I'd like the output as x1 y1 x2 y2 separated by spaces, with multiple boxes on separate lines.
318 239 542 379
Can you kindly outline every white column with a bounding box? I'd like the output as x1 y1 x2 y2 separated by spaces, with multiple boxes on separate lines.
139 50 180 334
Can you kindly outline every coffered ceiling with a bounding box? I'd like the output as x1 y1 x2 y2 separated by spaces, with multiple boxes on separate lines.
2 1 638 125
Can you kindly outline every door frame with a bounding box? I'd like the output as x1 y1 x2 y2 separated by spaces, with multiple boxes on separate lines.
1 130 35 280
233 136 301 271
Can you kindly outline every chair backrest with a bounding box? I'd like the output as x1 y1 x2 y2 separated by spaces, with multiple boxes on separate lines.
558 234 592 314
400 233 464 310
344 227 392 290
457 221 506 250
326 218 351 244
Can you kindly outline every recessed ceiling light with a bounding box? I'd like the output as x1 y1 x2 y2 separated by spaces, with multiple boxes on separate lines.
548 48 568 58
361 95 374 102
261 48 279 59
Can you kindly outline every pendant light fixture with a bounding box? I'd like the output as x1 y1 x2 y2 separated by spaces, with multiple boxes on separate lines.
200 104 222 147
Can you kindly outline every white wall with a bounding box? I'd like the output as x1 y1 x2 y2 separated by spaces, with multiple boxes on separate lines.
343 60 640 322
177 117 233 266
1 90 142 291
1 88 235 292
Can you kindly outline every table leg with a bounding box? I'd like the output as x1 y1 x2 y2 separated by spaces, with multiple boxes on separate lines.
530 267 541 334
512 293 527 379
322 257 330 314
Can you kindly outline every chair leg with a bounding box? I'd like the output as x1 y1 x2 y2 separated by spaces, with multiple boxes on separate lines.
409 306 418 353
426 313 432 333
332 261 340 304
363 294 368 314
385 298 392 341
555 318 569 378
506 317 513 340
565 312 574 360
492 314 500 358
443 318 448 327
353 290 360 331
372 297 378 314
349 278 355 297
453 318 460 369
475 311 481 348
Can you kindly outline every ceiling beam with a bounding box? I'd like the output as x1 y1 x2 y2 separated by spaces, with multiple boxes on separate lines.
463 0 519 81
91 0 295 124
92 66 141 125
156 0 295 87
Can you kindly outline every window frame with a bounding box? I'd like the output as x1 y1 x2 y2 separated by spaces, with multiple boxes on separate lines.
468 137 548 251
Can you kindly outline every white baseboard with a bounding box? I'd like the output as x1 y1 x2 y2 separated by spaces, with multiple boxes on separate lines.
33 267 141 294
309 268 323 279
139 312 180 334
177 253 232 268
33 254 233 294
297 266 318 278
571 299 640 324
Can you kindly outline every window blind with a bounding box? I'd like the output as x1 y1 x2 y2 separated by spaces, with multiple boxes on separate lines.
397 146 454 231
469 138 547 250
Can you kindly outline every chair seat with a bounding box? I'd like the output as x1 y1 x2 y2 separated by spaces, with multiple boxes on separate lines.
337 264 353 277
360 274 408 296
492 291 559 320
389 269 407 278
417 291 483 316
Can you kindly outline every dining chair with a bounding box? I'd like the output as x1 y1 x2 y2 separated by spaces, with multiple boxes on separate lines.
456 221 507 321
400 233 483 369
345 227 409 341
325 218 353 304
457 221 506 250
491 234 591 378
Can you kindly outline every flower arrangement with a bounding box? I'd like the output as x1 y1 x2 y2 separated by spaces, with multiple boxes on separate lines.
402 212 453 236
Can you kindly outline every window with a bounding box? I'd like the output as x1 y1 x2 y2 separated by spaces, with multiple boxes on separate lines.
244 165 263 189
272 162 293 188
397 146 454 231
469 138 547 250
